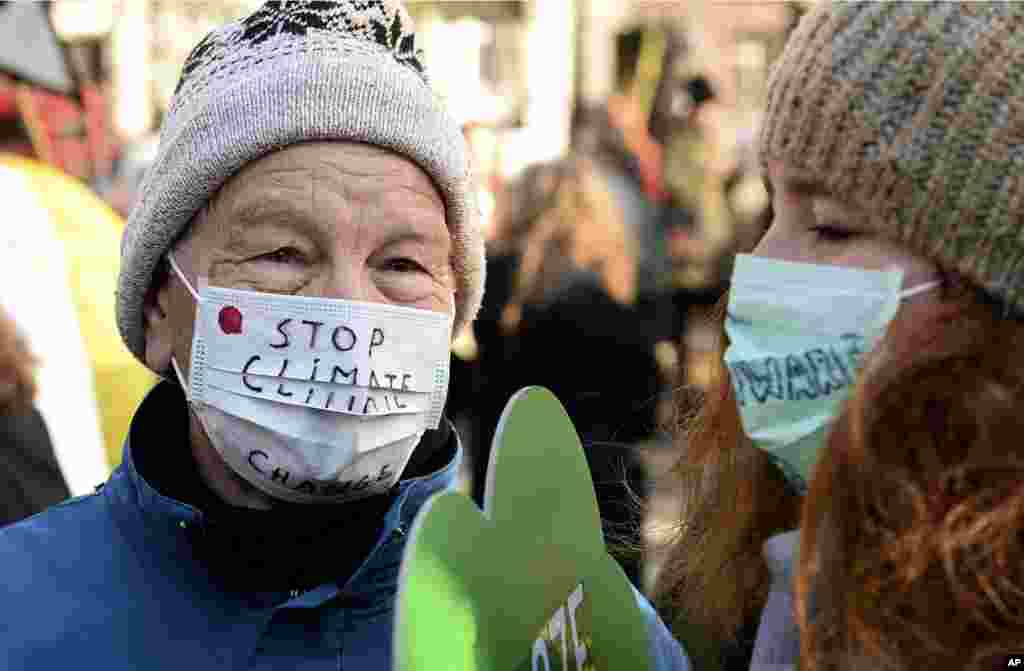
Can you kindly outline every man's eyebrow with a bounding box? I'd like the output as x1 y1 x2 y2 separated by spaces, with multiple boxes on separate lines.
221 199 323 251
377 223 449 249
230 198 310 224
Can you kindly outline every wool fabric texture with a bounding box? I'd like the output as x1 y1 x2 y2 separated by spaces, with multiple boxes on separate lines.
117 0 483 368
760 2 1024 317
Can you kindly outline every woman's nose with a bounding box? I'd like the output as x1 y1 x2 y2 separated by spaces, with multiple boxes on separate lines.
750 223 805 264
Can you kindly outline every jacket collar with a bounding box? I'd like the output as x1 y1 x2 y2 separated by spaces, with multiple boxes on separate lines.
104 382 460 584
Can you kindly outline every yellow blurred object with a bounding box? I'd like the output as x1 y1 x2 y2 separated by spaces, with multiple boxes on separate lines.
450 323 479 362
1 155 156 468
654 340 680 380
632 27 667 123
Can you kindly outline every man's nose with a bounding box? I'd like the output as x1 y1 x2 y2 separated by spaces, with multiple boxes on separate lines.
317 262 372 302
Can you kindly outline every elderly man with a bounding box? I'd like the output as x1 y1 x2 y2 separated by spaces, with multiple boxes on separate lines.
0 2 686 669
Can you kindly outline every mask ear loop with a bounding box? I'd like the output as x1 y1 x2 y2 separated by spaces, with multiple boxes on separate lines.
170 357 192 401
165 253 198 399
900 279 942 299
167 252 201 302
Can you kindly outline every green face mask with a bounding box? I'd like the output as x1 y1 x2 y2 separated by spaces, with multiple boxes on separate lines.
722 254 940 493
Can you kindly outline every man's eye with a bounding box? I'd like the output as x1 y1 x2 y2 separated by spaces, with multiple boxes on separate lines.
384 258 427 273
257 247 306 265
810 226 856 243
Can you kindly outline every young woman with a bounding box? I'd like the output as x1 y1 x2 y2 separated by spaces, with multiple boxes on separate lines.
653 4 1024 669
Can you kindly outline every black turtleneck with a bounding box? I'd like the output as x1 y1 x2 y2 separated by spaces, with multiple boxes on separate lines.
132 381 455 595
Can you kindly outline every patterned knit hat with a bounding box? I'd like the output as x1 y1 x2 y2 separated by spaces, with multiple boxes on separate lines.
117 0 483 368
760 2 1024 317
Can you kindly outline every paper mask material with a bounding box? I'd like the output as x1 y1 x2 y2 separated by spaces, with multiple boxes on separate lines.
167 253 453 503
723 254 939 491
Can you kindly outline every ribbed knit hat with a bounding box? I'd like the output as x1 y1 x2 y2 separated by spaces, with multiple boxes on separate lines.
117 0 484 368
760 2 1024 317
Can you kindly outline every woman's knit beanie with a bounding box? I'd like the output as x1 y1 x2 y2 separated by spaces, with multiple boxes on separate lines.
116 0 483 368
760 2 1024 317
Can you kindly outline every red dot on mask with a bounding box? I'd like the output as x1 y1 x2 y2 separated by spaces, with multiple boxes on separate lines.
218 306 243 335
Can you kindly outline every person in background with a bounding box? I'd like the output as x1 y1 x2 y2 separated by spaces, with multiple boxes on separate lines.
652 74 726 374
571 39 712 434
497 155 663 588
653 3 1024 670
469 160 564 504
658 75 722 244
575 26 679 300
0 305 70 526
0 2 686 668
659 75 722 297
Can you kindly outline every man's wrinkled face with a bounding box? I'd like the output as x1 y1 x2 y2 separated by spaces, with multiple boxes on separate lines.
144 141 453 377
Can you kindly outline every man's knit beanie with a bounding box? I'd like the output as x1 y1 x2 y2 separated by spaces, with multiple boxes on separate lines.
760 2 1024 317
116 0 483 368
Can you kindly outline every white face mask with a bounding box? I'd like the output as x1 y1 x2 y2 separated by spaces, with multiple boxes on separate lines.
167 254 453 504
723 254 940 492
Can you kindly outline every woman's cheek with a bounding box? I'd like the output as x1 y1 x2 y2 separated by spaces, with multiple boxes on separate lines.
838 253 878 268
868 297 957 383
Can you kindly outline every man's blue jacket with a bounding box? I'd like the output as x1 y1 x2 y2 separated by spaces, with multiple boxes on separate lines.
0 384 689 670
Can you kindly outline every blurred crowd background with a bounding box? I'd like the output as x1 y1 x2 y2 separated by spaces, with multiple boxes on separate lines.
0 0 812 588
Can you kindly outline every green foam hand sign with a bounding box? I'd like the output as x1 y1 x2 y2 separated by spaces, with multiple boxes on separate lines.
394 387 651 671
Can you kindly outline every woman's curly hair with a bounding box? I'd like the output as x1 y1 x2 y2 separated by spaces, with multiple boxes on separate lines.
798 284 1024 670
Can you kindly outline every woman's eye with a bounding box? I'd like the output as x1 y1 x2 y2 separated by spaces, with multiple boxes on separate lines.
810 226 856 243
257 247 306 265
